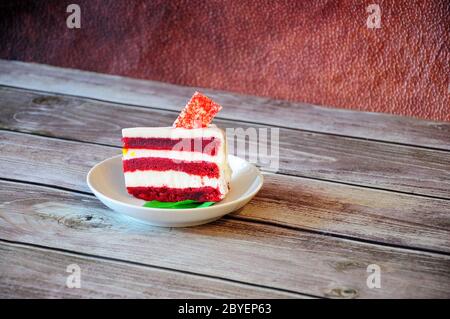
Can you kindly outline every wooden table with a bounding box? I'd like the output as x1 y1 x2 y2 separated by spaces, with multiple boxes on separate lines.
0 60 449 299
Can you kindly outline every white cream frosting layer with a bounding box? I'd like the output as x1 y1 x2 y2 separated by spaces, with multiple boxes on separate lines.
122 125 223 139
124 170 228 195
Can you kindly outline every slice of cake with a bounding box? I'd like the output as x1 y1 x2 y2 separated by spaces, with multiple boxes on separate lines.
122 92 231 202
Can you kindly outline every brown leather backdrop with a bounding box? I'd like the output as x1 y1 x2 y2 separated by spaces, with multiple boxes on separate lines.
1 0 448 121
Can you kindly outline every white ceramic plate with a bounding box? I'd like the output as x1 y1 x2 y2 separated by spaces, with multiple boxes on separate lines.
86 155 263 227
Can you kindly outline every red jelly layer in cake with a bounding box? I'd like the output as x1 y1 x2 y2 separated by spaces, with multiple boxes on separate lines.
127 186 222 202
122 137 219 155
123 157 220 178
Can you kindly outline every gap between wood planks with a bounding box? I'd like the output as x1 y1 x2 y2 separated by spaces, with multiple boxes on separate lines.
0 239 312 298
1 176 449 258
1 83 449 153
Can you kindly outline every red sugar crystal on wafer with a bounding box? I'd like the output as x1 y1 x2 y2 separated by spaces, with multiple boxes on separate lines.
173 92 222 129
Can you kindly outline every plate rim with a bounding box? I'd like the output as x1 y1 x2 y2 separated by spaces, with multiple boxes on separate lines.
86 154 264 213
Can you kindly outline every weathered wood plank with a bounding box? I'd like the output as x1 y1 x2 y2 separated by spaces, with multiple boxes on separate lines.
0 241 302 299
1 130 449 253
1 180 449 298
1 87 449 198
0 60 448 150
241 173 450 254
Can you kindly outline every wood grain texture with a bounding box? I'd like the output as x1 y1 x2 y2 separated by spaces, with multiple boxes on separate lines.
241 173 450 254
1 180 449 299
0 62 449 299
1 130 450 254
1 87 450 198
0 241 302 299
0 60 449 150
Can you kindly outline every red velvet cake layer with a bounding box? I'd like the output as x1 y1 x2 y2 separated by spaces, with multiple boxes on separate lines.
127 186 222 202
122 137 219 155
123 157 219 178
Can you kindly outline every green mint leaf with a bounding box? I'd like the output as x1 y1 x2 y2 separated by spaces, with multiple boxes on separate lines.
143 200 215 209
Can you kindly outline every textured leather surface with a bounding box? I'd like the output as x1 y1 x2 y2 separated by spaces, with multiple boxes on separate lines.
1 0 448 121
